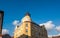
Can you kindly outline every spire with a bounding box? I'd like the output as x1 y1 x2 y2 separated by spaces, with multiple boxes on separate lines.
25 12 30 16
21 12 31 22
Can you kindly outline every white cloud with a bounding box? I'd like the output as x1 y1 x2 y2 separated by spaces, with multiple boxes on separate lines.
40 21 60 37
2 29 9 35
48 33 60 37
12 20 19 26
55 26 60 32
40 21 55 30
57 33 60 36
48 35 53 37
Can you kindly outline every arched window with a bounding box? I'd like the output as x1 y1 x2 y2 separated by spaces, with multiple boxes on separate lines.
26 29 28 32
26 24 28 27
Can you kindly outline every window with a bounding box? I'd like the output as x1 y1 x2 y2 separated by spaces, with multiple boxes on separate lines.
26 29 28 32
36 37 38 38
26 24 28 27
26 24 28 29
26 24 28 32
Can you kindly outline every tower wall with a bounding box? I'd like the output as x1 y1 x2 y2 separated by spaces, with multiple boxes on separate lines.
14 21 31 38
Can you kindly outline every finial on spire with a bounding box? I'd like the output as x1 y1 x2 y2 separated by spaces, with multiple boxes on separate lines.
25 12 30 16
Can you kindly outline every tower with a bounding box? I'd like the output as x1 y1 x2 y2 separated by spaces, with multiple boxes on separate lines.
21 12 31 22
14 12 32 38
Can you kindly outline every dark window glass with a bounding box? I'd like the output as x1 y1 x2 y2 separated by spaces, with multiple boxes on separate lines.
39 33 40 35
26 24 28 27
26 29 28 32
36 37 38 38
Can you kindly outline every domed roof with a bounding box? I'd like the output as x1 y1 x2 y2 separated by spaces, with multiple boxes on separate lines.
25 12 30 16
21 12 31 22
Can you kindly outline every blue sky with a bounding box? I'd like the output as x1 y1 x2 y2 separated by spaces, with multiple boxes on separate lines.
0 0 60 36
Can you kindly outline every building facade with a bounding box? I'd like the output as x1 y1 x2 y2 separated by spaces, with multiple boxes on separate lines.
14 13 48 38
0 10 4 38
52 36 60 38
